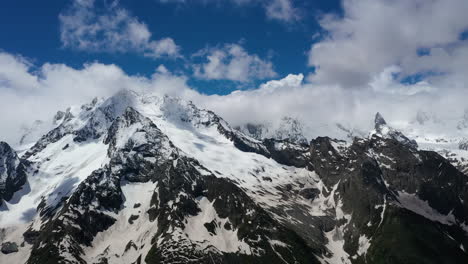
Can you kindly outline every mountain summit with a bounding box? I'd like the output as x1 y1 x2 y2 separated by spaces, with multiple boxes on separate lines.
374 112 387 129
1 90 468 264
373 112 418 149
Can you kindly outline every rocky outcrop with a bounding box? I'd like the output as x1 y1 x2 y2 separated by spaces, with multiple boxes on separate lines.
305 124 468 263
0 142 28 202
1 242 18 254
3 93 468 264
374 112 418 149
235 116 308 145
459 139 468 151
26 107 320 264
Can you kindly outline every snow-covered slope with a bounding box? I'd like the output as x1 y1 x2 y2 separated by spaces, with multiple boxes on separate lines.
0 90 320 263
1 89 468 264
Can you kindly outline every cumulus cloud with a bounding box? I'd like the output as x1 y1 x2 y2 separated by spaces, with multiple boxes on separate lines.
264 0 300 22
2 48 468 146
156 0 300 23
0 51 193 144
192 72 468 141
3 0 468 145
59 0 180 58
308 0 468 88
0 53 37 91
192 43 277 82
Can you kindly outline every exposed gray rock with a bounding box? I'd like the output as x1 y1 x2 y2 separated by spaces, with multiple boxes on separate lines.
27 107 320 264
374 112 418 149
6 93 468 264
374 112 387 128
0 142 28 202
299 188 320 200
459 139 468 150
1 242 18 254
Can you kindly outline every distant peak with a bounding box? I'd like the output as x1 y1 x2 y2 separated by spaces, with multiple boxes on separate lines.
374 112 387 129
371 112 418 149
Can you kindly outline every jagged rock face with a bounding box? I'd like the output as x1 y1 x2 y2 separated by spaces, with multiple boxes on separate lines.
274 117 308 145
308 131 468 263
2 92 468 264
0 142 28 202
235 116 308 145
374 112 387 128
23 107 318 264
374 112 418 149
22 91 134 160
459 139 468 151
236 123 267 140
262 139 312 168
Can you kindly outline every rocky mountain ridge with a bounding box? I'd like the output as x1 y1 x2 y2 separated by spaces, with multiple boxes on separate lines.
0 90 467 264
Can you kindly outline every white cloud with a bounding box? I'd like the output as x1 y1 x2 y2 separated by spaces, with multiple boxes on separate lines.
308 0 468 88
0 51 193 144
264 0 300 22
192 71 468 141
0 53 37 92
59 0 180 58
145 38 180 58
2 49 468 147
193 43 277 82
4 0 468 148
156 0 300 23
368 66 434 96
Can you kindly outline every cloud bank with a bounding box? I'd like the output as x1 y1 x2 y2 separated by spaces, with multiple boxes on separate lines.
59 0 180 58
2 49 468 146
308 0 468 88
0 51 194 143
2 0 468 146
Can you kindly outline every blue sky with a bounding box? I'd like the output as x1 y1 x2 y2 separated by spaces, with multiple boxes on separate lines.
2 0 468 144
0 0 341 94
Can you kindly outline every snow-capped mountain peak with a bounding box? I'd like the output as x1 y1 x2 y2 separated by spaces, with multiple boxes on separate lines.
2 90 468 264
372 112 418 149
235 116 308 145
374 111 387 128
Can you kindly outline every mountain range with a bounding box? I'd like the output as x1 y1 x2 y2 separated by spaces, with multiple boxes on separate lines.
1 89 468 264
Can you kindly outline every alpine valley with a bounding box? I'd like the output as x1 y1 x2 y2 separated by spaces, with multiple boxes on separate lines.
2 89 468 264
